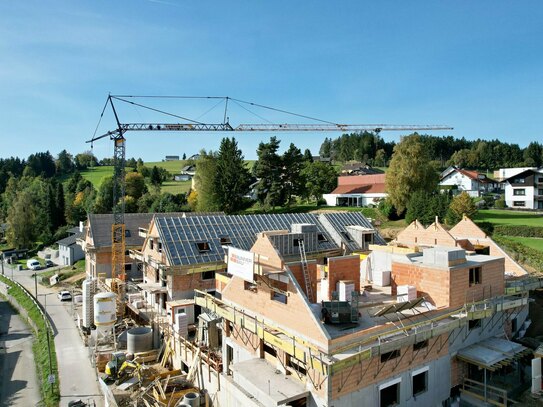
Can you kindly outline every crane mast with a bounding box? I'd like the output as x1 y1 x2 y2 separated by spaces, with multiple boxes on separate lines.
89 95 453 316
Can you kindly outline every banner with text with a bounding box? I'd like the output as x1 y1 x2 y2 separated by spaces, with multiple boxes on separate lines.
227 247 255 282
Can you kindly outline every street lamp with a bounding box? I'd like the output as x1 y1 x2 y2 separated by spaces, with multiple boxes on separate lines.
38 292 55 394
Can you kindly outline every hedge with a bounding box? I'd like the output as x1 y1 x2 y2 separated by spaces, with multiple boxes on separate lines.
493 235 543 272
493 225 543 238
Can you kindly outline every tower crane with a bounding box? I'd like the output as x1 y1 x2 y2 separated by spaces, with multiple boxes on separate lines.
88 95 453 315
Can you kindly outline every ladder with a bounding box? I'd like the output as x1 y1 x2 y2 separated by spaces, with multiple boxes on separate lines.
298 239 313 303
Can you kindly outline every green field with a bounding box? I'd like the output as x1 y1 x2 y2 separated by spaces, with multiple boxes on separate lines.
80 161 192 193
79 165 114 188
474 209 543 227
507 236 543 252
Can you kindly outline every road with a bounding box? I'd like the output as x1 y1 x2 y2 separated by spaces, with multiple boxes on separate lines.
5 264 103 407
0 298 41 406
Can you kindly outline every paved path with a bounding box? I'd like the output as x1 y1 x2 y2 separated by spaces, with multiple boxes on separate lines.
0 299 41 406
6 264 103 407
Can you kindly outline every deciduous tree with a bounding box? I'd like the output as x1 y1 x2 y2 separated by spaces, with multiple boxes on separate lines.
385 134 439 214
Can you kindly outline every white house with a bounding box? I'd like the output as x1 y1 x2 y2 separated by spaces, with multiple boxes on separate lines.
439 166 497 197
57 233 85 266
504 168 543 209
323 174 387 207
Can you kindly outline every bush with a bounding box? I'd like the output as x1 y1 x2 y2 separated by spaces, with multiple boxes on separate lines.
495 198 506 209
378 198 400 220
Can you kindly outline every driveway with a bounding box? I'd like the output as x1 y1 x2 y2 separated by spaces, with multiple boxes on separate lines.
0 299 41 406
5 264 103 407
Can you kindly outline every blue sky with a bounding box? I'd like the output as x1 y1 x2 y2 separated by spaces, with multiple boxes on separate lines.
1 1 542 161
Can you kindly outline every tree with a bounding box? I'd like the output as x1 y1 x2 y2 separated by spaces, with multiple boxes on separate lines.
213 137 251 214
7 189 37 249
253 137 284 208
54 182 66 229
300 161 338 203
385 134 439 214
27 151 56 178
375 149 386 167
523 142 543 167
150 166 163 192
56 149 75 175
93 176 115 213
150 193 187 213
194 151 220 212
446 192 477 225
282 143 305 206
75 151 98 170
66 171 83 194
405 191 450 225
125 172 147 200
182 153 187 160
303 149 313 163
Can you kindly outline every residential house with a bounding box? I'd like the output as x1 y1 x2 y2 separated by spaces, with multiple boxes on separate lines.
174 164 196 182
323 173 387 207
57 231 85 266
164 155 180 161
503 168 543 209
439 166 497 197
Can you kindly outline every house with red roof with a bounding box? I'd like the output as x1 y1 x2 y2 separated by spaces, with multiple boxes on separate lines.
439 166 498 197
323 173 387 207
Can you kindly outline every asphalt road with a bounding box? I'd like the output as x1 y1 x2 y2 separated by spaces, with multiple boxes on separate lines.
0 299 41 406
5 264 103 407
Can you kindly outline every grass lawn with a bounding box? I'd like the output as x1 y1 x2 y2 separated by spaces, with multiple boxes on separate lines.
79 165 114 188
161 180 192 194
474 209 543 227
507 236 543 252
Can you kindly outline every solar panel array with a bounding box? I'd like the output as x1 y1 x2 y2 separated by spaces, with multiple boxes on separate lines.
155 212 384 267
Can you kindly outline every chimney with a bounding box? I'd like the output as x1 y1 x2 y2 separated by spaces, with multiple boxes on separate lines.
79 221 84 233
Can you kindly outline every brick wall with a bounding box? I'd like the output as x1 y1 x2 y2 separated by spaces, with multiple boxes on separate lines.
395 220 457 247
331 335 449 399
450 258 504 306
222 274 328 347
449 217 487 239
289 262 318 303
251 233 285 270
327 256 361 298
391 262 451 308
391 258 504 308
170 273 216 293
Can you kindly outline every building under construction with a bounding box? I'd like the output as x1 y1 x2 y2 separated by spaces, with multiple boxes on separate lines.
94 211 536 407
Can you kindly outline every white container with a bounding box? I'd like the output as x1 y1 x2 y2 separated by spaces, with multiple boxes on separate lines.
373 270 391 287
337 280 355 302
397 285 417 302
93 292 117 327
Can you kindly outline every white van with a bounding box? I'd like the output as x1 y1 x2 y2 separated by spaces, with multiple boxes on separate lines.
26 259 41 270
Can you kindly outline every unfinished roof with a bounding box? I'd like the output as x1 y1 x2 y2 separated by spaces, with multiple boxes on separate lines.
456 337 529 371
156 212 382 267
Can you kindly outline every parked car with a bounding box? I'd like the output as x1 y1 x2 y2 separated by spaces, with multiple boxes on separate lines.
44 260 55 268
26 259 41 270
58 290 72 301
